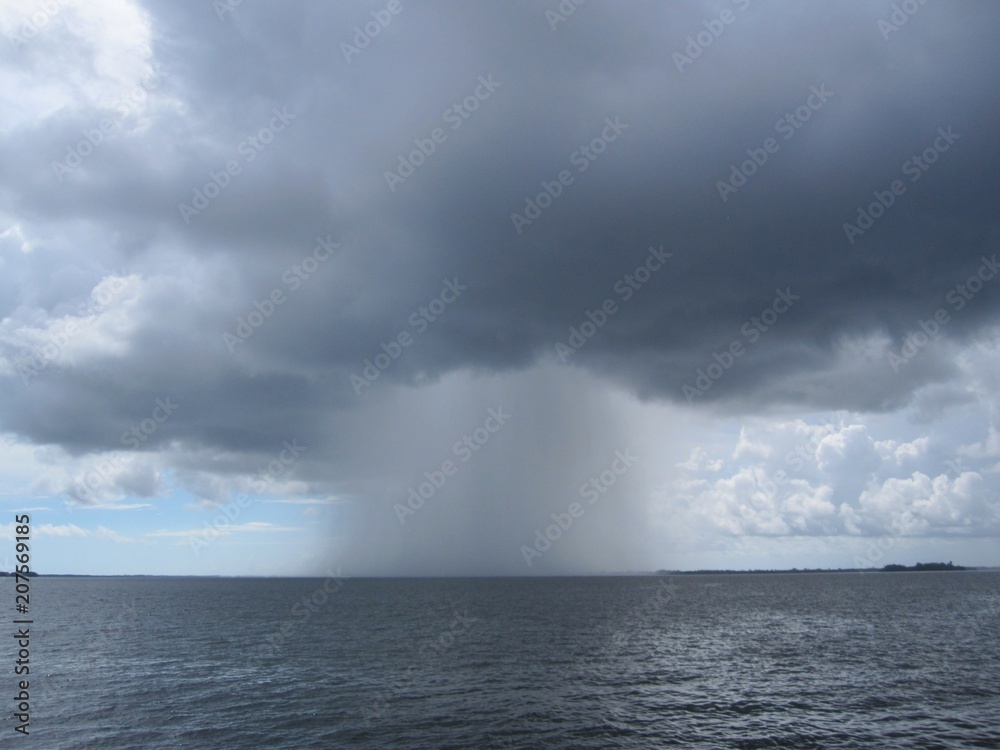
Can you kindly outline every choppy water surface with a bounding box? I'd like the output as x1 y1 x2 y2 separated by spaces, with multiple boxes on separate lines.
3 572 998 748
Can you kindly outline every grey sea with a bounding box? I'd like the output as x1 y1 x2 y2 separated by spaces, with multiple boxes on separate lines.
3 572 999 749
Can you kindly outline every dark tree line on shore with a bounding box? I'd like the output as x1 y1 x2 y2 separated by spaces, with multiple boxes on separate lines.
655 561 970 575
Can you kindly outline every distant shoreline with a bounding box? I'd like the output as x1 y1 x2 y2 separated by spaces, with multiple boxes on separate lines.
2 563 996 578
656 562 979 575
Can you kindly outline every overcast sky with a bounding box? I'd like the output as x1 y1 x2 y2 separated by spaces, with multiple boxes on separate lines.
1 0 998 576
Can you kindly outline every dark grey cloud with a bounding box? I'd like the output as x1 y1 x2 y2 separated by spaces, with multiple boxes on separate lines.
1 0 999 573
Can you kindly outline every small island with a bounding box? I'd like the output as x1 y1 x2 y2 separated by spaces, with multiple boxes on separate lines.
655 561 971 575
879 562 968 572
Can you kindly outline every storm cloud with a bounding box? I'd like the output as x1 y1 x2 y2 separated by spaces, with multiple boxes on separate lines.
1 0 998 575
